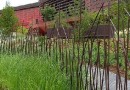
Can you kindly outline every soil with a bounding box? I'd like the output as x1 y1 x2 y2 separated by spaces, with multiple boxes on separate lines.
108 65 130 80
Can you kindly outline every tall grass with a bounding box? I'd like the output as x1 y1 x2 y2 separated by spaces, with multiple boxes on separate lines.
0 54 70 90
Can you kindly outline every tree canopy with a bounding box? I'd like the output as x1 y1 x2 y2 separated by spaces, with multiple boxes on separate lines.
104 1 130 30
0 2 18 35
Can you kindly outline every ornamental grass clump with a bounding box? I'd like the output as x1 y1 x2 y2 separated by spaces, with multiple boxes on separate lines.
0 54 70 90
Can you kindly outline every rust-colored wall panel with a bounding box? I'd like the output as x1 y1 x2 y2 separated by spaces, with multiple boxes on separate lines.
15 7 43 28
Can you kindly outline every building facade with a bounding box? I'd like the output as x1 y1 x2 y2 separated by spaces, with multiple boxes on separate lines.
0 2 43 29
14 2 43 28
0 0 113 28
0 0 115 36
0 2 46 35
39 0 112 12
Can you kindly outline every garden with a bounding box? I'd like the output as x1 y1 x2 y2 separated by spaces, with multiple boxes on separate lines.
0 0 130 90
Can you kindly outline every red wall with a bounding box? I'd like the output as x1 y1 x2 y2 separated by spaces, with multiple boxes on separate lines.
15 7 43 28
14 1 111 31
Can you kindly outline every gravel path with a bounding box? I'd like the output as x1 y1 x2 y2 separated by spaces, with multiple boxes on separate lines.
87 66 130 90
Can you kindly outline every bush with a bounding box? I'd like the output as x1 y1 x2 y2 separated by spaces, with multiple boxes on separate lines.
17 26 28 35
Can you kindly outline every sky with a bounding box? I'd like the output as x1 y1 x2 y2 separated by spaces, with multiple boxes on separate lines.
0 0 38 10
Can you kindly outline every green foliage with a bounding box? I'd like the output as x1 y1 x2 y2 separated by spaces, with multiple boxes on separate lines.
105 2 129 30
67 0 96 40
80 11 94 34
73 10 94 40
17 26 28 35
128 71 130 78
124 1 130 12
54 11 71 28
87 11 109 25
0 2 18 35
0 54 70 90
41 5 56 21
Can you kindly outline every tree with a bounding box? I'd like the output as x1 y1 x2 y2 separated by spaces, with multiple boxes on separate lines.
104 1 129 30
41 5 56 21
124 0 130 12
0 2 18 35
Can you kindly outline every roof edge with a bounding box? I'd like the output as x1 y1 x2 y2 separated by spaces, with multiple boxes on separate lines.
0 2 39 14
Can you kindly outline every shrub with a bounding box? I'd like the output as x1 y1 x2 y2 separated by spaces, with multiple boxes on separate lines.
17 26 28 35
